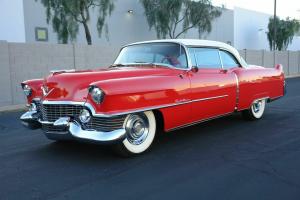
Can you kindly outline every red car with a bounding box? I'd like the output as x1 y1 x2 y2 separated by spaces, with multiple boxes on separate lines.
20 39 285 156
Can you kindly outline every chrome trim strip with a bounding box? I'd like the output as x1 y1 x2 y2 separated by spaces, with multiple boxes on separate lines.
233 73 239 110
38 119 54 125
69 121 126 143
42 95 228 118
168 112 233 132
190 95 228 103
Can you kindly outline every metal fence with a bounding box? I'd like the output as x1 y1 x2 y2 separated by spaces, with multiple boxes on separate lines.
0 41 299 107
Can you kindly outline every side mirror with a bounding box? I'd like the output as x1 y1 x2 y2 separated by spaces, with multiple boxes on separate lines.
191 66 199 73
220 69 228 73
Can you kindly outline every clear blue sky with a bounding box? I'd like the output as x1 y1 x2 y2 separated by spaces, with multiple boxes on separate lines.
212 0 300 19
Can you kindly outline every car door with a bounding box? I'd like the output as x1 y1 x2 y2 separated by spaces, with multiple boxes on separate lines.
188 47 237 122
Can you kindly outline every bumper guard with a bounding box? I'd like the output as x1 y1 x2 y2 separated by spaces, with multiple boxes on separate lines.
20 111 126 144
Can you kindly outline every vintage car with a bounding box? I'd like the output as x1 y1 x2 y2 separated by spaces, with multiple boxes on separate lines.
20 39 285 156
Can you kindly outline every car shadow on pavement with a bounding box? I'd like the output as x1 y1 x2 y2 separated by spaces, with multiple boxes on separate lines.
32 112 247 162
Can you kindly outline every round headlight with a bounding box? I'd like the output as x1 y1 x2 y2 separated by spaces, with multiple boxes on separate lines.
23 85 32 97
79 109 91 124
89 87 104 104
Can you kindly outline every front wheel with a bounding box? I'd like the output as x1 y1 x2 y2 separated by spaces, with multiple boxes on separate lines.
242 99 266 120
113 111 156 157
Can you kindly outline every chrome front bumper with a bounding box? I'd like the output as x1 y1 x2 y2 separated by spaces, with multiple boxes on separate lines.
20 111 127 144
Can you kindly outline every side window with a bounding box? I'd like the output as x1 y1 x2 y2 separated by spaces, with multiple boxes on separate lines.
192 48 222 69
220 50 240 69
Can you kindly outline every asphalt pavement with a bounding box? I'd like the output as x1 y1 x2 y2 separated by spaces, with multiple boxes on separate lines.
0 77 300 200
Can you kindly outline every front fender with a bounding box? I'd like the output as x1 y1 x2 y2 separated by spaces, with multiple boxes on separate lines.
88 75 191 115
21 79 44 103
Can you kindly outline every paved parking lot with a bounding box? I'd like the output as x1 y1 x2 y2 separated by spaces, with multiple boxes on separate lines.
0 77 300 200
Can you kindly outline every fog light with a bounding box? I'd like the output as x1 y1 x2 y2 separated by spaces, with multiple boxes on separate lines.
29 103 37 112
79 109 91 123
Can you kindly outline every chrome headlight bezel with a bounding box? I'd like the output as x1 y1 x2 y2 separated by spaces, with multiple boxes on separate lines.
79 109 91 124
29 103 37 112
88 86 105 104
22 84 32 97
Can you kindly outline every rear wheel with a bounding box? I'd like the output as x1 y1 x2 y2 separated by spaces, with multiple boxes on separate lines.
113 111 156 157
242 99 266 120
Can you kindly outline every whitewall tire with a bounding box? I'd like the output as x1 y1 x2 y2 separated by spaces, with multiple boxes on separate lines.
113 111 156 156
242 99 266 120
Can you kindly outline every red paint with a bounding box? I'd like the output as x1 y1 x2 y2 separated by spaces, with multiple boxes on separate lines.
22 64 284 132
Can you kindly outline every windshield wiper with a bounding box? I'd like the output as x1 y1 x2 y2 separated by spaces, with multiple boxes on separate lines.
109 63 127 68
133 61 156 66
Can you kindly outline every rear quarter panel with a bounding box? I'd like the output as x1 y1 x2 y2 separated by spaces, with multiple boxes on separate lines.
234 66 284 110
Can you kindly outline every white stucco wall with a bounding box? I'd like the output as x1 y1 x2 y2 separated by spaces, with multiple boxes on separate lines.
23 0 233 47
234 7 270 50
0 0 26 42
234 7 300 51
23 0 158 46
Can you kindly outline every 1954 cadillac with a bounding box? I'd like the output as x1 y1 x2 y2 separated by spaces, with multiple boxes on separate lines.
20 39 285 156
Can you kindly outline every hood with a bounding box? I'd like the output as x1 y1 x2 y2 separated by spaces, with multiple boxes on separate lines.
43 66 177 101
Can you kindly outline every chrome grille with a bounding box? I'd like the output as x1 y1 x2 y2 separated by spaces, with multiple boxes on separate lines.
40 103 126 133
85 116 126 132
41 104 83 122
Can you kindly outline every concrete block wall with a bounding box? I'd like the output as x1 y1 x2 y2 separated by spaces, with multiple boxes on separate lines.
73 44 119 70
262 51 275 68
0 41 13 107
0 41 299 108
8 43 74 104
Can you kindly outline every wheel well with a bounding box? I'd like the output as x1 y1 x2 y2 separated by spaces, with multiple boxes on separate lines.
153 110 165 132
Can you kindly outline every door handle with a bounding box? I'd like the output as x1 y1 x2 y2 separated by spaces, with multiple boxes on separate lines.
178 74 184 79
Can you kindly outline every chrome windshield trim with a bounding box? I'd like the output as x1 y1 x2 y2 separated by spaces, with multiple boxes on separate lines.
41 95 228 118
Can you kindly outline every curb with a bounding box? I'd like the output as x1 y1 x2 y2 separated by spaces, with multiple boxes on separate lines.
0 105 26 113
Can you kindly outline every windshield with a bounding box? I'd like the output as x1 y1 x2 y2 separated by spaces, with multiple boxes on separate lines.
114 42 188 69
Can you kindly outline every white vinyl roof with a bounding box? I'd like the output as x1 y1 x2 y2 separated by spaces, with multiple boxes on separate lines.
127 39 245 67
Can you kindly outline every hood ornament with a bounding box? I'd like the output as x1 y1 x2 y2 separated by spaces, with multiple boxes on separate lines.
41 85 54 97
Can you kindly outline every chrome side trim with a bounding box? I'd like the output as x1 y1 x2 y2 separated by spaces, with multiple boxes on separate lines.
42 95 228 118
233 73 239 110
190 95 228 103
168 112 233 132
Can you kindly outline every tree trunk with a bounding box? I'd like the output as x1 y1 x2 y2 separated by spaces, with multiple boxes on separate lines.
83 22 92 45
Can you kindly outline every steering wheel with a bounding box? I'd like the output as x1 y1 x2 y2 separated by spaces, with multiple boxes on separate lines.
161 56 181 66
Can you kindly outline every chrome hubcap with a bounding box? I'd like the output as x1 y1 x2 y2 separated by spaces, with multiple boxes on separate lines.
252 100 262 113
125 113 149 145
